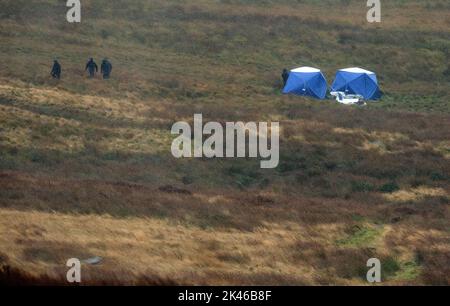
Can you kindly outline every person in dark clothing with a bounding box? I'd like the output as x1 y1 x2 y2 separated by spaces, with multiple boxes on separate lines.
85 58 98 78
282 68 290 87
100 58 112 79
51 60 61 79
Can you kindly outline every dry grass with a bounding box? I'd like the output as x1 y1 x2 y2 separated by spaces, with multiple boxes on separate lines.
1 79 449 285
0 0 449 285
383 187 448 203
0 184 448 285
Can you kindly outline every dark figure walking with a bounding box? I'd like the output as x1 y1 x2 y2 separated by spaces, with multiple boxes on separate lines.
282 68 290 87
85 58 98 78
101 58 112 79
51 60 61 79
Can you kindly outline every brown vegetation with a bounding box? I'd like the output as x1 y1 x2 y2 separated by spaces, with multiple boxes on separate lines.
0 0 449 285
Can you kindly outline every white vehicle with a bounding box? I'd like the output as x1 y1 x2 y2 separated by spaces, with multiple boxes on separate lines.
330 91 366 105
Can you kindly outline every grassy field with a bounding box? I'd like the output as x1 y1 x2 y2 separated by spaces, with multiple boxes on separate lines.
0 0 449 285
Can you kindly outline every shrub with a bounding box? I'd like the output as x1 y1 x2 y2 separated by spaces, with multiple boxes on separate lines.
430 171 447 181
226 164 261 188
379 182 400 193
351 181 375 193
337 225 381 247
382 257 401 279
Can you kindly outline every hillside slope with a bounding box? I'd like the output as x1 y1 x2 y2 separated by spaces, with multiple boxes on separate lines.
0 0 449 285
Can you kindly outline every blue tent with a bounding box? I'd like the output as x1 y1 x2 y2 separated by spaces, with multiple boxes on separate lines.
283 67 327 100
331 67 381 100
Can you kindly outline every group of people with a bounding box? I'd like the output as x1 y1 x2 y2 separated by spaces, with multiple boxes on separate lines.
51 58 113 80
